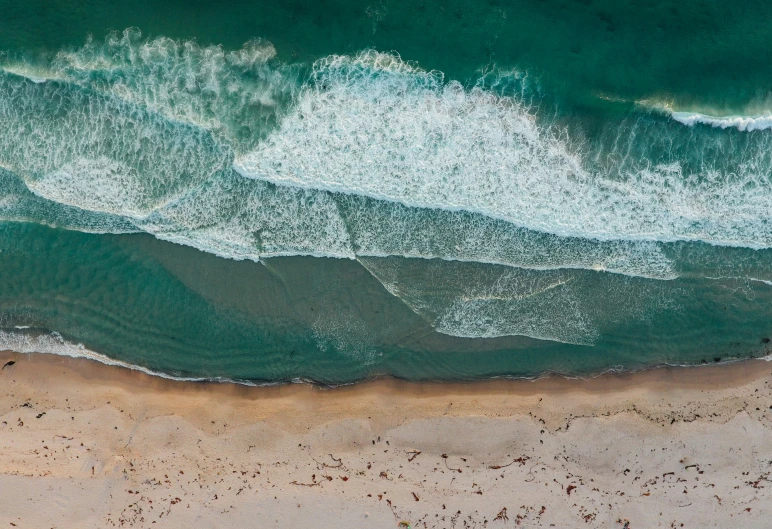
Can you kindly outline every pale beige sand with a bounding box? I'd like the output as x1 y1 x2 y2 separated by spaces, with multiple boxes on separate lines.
2 352 772 528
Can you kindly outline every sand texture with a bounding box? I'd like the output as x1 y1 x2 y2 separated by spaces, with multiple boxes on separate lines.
2 352 772 528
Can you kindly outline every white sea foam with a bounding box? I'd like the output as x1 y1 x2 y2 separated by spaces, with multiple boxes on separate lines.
373 256 676 346
363 254 675 346
0 168 139 233
236 51 772 250
0 65 51 83
337 193 676 279
0 330 263 385
135 170 355 261
129 169 676 279
50 28 300 152
360 256 598 345
0 330 203 381
641 98 772 131
0 69 232 218
670 111 772 132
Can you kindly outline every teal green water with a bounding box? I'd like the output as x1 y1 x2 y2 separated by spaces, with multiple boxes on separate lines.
1 1 772 383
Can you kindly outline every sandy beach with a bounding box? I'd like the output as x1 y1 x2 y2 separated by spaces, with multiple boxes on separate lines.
1 352 772 528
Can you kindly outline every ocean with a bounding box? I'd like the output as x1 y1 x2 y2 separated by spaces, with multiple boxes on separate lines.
1 0 772 384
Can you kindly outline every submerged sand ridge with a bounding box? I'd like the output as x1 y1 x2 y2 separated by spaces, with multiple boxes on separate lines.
1 352 772 528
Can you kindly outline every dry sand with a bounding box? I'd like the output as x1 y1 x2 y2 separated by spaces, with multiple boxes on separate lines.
1 351 772 528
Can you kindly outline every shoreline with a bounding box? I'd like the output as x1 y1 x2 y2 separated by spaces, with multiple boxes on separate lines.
3 348 772 399
2 351 772 527
2 336 769 388
3 346 772 390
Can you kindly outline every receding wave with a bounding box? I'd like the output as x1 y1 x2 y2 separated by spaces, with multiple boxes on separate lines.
359 256 674 346
359 256 599 345
0 326 320 386
0 329 270 385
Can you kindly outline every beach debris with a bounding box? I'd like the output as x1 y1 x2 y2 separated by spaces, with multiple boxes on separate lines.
488 456 530 469
746 473 771 488
526 460 554 482
2 360 15 370
494 507 508 522
406 450 421 462
412 492 419 501
566 484 576 496
442 454 462 473
313 454 343 469
397 522 411 528
290 480 320 487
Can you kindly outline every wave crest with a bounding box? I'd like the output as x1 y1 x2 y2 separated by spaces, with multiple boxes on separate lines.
670 111 772 132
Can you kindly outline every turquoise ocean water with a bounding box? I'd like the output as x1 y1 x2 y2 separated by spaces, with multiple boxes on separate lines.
2 0 772 384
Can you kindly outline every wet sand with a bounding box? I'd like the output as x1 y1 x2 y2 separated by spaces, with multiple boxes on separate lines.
1 351 772 528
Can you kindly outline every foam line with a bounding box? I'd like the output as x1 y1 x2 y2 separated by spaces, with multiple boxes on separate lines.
0 329 271 386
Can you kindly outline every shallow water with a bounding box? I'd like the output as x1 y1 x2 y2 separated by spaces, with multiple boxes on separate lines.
1 1 771 383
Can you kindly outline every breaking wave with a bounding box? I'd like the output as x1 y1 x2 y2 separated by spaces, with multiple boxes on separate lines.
237 51 772 249
641 98 772 132
671 111 772 132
